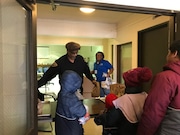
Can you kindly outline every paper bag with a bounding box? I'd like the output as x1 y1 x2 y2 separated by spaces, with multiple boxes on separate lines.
91 82 100 97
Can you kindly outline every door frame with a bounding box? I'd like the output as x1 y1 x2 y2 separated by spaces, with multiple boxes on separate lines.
16 0 37 134
175 13 180 40
24 0 180 134
117 42 132 83
37 0 178 16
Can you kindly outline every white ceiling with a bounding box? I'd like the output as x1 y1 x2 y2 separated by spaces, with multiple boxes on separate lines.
82 0 180 11
37 3 153 24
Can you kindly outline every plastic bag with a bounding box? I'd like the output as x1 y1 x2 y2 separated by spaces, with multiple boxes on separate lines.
101 77 112 89
79 105 90 124
75 89 84 100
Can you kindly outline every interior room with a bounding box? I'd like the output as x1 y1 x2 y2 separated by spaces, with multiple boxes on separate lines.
37 3 170 97
36 3 171 135
1 1 180 135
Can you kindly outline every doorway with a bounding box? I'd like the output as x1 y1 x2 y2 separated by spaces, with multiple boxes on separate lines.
34 1 180 134
117 42 132 83
138 22 169 92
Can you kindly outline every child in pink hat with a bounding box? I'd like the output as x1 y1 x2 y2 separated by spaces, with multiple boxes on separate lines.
94 67 152 135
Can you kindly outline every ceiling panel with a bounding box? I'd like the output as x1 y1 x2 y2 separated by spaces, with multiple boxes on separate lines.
37 3 154 24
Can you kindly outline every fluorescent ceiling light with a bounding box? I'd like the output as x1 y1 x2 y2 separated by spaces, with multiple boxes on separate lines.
80 7 95 13
83 0 180 11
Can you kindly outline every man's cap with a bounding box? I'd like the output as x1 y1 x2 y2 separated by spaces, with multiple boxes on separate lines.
65 42 80 51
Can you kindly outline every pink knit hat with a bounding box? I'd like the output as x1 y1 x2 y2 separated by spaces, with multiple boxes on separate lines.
123 67 152 87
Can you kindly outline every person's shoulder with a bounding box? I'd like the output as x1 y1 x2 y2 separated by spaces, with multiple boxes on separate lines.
76 55 84 59
155 69 179 83
150 70 177 88
102 59 113 66
56 54 67 61
102 59 110 63
76 55 86 61
156 70 173 78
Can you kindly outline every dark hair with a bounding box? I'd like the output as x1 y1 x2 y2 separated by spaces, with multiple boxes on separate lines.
169 40 180 57
96 51 104 59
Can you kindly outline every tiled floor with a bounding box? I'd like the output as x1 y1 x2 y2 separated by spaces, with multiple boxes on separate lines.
38 118 102 135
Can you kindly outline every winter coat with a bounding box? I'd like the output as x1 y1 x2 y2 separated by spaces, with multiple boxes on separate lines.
137 61 180 135
94 107 121 135
113 92 147 123
94 90 147 135
55 70 86 135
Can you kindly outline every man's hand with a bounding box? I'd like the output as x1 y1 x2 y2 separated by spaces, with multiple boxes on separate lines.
92 80 97 85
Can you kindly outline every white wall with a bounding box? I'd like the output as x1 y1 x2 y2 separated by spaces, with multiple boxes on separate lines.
37 19 117 38
116 14 170 68
37 35 107 46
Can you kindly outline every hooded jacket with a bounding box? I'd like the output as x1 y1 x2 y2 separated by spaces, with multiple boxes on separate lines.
113 92 147 123
56 70 86 120
137 61 180 135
